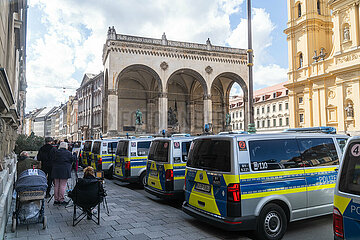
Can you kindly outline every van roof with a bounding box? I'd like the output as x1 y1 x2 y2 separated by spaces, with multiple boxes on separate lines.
152 136 194 141
118 137 154 142
193 133 349 141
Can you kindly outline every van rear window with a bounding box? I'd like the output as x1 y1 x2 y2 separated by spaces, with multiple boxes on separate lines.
108 142 118 154
92 142 101 154
116 141 129 156
339 142 360 196
148 141 170 162
84 141 92 151
137 141 151 156
187 139 231 172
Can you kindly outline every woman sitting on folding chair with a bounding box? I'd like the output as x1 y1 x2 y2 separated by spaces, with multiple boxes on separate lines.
68 166 105 225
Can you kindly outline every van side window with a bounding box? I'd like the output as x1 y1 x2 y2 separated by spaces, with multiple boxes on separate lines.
182 141 191 162
339 142 360 195
249 139 302 171
137 141 151 156
336 138 348 153
297 138 338 167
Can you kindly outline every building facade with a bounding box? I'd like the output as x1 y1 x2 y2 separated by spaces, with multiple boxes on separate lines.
103 28 249 136
230 82 290 133
69 97 78 141
285 0 360 135
77 72 103 140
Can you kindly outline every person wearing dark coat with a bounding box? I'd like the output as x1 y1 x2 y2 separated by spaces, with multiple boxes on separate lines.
37 137 56 198
52 142 75 205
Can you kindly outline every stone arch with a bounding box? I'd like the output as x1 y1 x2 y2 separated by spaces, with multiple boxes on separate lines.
167 68 208 95
212 72 248 132
115 64 162 134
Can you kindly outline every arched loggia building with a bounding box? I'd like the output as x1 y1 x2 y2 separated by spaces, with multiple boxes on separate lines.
102 27 248 135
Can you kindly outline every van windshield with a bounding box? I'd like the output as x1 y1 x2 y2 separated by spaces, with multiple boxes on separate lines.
148 141 169 162
339 142 360 195
187 139 231 172
92 141 101 154
84 141 92 151
116 141 129 156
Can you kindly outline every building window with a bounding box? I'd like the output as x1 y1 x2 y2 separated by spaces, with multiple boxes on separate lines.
273 105 276 112
299 114 304 123
273 119 276 127
257 108 260 115
298 3 302 18
233 113 235 119
317 0 321 15
262 120 265 128
236 111 238 118
286 90 289 95
299 97 303 104
236 123 239 129
240 123 243 129
286 117 289 126
273 93 276 98
267 119 270 128
267 106 270 113
240 111 242 118
279 118 283 126
262 107 265 114
285 102 289 110
298 53 303 68
279 104 282 111
257 121 260 128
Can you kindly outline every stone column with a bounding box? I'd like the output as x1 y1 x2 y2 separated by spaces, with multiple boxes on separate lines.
336 79 346 133
203 94 212 130
147 99 155 133
288 91 296 128
188 101 195 134
158 93 168 133
107 90 118 136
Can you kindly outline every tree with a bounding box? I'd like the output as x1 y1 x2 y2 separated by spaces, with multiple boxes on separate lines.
14 132 45 155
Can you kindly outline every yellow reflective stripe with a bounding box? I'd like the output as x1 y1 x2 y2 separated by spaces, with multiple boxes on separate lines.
131 166 146 169
240 170 304 180
130 157 148 160
242 187 307 200
334 194 352 214
164 164 173 170
307 183 335 191
174 176 185 180
174 163 186 167
305 167 337 174
223 174 239 185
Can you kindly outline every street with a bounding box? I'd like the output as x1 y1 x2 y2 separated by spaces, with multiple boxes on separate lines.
5 178 334 240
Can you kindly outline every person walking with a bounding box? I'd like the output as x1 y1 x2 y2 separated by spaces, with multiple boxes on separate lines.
52 142 75 205
37 137 56 198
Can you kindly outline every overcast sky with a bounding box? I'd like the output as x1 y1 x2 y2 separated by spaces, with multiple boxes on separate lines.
26 0 288 111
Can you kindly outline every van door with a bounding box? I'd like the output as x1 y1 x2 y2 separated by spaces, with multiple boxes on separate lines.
114 141 129 177
185 139 232 217
297 138 339 216
337 141 360 239
147 140 170 191
172 141 188 190
91 141 101 170
245 138 307 220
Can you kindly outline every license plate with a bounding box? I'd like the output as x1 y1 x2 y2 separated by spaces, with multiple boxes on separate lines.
195 183 211 193
150 170 158 177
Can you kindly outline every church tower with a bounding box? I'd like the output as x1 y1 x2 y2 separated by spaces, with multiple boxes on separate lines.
284 0 334 128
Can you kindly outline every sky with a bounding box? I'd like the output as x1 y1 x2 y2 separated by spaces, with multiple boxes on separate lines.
26 0 288 111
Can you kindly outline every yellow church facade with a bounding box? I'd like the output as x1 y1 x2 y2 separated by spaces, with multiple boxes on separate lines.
284 0 360 135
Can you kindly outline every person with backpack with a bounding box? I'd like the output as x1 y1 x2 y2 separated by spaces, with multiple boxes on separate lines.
37 137 56 198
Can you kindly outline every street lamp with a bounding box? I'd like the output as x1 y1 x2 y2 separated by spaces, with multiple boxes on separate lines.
247 0 256 133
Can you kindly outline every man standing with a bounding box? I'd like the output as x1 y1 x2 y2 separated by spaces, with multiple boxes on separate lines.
37 137 56 198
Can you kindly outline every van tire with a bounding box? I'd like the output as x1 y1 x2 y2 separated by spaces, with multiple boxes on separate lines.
106 166 113 179
255 203 287 240
139 172 146 187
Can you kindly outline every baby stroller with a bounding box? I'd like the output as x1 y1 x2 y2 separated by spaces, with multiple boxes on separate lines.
12 169 48 232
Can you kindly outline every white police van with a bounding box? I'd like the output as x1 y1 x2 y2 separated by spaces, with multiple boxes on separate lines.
182 131 348 240
90 139 118 178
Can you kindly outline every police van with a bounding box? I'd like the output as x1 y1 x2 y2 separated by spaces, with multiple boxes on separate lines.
113 137 153 185
182 132 348 240
90 139 118 177
334 136 360 240
77 141 85 165
144 136 193 199
81 140 93 167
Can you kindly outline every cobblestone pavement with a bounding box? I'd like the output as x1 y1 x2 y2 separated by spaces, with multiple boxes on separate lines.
4 176 333 240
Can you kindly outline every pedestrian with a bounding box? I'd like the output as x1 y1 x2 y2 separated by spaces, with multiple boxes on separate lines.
52 142 75 205
17 151 41 179
37 137 56 198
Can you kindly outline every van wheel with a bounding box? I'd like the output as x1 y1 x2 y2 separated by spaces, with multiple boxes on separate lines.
106 167 113 179
255 203 287 240
139 172 147 187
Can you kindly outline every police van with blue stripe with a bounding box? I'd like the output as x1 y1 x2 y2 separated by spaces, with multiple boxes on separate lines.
81 140 93 167
144 136 193 199
89 139 118 178
113 137 153 185
182 132 348 240
334 136 360 240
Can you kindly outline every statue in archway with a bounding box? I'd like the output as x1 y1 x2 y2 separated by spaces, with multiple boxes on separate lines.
168 107 178 126
225 113 232 126
345 102 354 118
135 109 143 125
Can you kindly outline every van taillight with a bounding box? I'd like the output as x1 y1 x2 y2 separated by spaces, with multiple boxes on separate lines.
79 153 82 157
165 169 174 181
228 183 240 202
98 157 102 165
333 207 344 239
125 161 130 170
